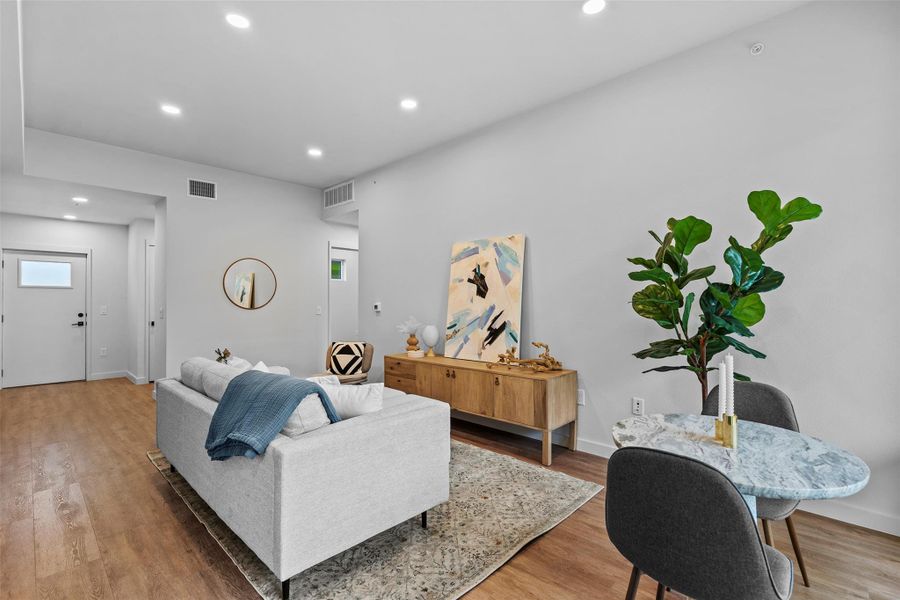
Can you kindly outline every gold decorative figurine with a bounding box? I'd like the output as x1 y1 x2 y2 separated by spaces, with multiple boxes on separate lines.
489 342 563 372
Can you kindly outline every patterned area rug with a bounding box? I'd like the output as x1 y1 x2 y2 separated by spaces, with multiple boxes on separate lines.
148 440 602 600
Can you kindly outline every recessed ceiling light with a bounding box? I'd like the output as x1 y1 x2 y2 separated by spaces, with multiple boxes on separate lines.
63 215 78 220
226 13 250 29
72 196 88 204
400 98 419 111
307 147 323 158
160 103 182 115
582 0 606 15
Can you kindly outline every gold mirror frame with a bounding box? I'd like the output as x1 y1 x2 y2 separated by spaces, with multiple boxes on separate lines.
222 257 277 310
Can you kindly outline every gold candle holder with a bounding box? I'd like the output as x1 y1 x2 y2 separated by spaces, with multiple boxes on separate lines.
714 417 724 441
722 414 738 448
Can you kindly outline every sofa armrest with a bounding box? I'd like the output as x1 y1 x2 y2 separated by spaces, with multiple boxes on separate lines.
271 397 450 580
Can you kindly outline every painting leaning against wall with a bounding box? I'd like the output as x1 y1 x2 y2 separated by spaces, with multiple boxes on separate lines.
445 234 525 362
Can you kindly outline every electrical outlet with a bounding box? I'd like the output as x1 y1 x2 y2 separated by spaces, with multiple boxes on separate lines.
99 304 108 316
577 389 586 406
99 347 108 357
631 397 644 416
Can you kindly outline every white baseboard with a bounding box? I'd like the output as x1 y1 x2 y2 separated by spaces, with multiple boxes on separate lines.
126 371 148 385
88 370 128 381
574 437 617 459
800 498 900 537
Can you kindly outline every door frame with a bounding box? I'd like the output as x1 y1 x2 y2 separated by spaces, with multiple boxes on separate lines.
326 241 359 345
144 240 158 383
1 243 93 388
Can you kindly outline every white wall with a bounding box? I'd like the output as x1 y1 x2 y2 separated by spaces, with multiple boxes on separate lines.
356 1 900 534
0 213 129 380
23 129 359 376
126 218 154 383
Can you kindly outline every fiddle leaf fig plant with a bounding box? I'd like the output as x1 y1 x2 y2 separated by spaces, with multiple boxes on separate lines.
628 190 822 405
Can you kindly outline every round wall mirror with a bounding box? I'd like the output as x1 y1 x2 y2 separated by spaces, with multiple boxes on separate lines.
223 258 277 310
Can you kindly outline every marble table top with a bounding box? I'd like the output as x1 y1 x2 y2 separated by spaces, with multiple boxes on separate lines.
612 414 870 500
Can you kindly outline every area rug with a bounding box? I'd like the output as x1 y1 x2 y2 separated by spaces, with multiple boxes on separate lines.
148 440 602 600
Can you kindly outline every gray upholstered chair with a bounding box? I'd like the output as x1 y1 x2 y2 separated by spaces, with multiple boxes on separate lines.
703 381 809 587
606 446 793 600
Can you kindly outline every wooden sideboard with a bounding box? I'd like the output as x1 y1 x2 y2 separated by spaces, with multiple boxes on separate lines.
384 353 578 465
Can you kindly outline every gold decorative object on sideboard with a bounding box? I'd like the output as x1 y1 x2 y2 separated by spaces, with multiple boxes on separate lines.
489 342 563 372
385 353 578 465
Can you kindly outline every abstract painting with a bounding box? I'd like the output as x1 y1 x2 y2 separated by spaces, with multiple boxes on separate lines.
232 272 255 308
445 234 525 362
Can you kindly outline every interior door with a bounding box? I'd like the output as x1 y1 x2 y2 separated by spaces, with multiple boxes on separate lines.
2 251 87 387
328 247 359 341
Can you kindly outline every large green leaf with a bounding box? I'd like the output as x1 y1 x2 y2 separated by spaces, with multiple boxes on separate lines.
774 197 823 231
655 231 674 265
676 265 716 288
745 266 784 294
747 190 822 235
663 248 688 278
722 336 767 359
699 283 732 323
704 335 729 363
627 257 657 269
732 293 766 326
628 267 672 284
709 313 754 337
681 292 695 332
633 339 685 359
631 284 678 322
748 190 782 230
724 237 764 289
641 365 703 374
672 216 713 256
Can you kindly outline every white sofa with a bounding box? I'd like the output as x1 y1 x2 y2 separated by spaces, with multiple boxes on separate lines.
156 376 450 598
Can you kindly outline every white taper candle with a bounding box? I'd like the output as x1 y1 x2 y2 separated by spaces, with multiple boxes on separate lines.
725 353 735 415
717 363 727 417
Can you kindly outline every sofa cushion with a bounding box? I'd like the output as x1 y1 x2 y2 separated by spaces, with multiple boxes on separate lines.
282 394 331 437
181 357 220 394
322 382 384 419
202 362 244 401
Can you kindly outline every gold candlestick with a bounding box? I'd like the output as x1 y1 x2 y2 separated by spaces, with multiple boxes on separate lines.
715 417 724 441
722 414 738 448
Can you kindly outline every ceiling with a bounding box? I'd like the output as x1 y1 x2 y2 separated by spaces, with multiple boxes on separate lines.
21 1 803 188
1 174 160 225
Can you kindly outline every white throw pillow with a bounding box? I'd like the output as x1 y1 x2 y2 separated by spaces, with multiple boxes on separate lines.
252 361 270 373
305 374 341 386
321 383 384 419
281 393 331 437
201 362 243 401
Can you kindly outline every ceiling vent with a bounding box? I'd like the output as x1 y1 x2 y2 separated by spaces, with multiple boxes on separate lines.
324 180 354 209
188 179 217 199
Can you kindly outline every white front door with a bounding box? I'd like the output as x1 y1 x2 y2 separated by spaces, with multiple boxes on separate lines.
146 243 165 382
2 251 88 387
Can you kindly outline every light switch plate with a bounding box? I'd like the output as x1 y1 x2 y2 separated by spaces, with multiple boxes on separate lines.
99 305 108 315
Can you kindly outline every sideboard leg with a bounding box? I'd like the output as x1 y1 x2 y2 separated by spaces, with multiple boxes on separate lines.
542 430 552 466
568 420 578 452
421 510 427 529
282 578 290 599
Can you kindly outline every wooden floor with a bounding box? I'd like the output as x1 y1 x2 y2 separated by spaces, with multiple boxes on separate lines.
1 379 898 600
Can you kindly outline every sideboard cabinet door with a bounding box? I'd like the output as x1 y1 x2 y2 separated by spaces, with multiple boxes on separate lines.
451 369 494 417
493 375 545 428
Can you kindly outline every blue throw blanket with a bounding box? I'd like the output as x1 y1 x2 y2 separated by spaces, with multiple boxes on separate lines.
205 371 341 461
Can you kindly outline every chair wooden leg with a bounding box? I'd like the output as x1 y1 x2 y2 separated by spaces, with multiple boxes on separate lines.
421 510 427 529
655 581 666 600
282 579 290 599
762 518 773 546
625 565 641 600
785 516 810 587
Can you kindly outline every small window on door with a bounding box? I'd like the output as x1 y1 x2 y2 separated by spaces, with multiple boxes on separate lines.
19 260 72 288
330 259 346 281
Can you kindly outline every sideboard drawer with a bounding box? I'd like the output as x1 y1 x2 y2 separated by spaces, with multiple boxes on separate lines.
385 358 417 379
385 374 418 394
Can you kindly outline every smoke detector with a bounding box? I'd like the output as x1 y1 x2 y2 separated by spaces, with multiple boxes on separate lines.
750 42 765 56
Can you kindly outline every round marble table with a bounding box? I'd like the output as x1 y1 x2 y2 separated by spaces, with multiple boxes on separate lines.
612 414 870 504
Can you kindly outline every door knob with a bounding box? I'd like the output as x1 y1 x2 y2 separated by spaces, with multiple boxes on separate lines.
451 370 456 379
77 312 85 318
445 370 450 378
71 321 85 327
495 377 500 386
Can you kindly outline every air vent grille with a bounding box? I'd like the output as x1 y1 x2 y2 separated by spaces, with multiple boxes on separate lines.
324 180 354 208
188 179 217 199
